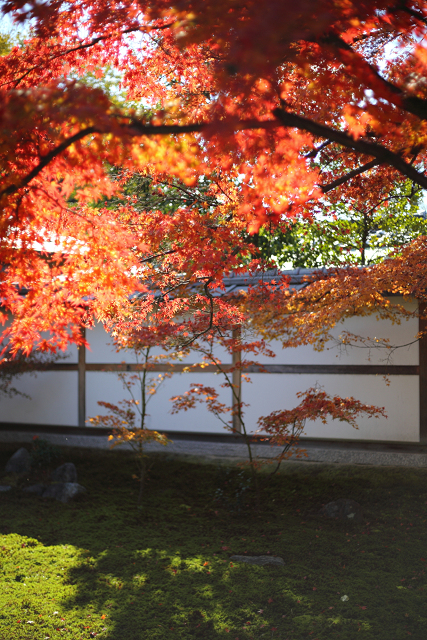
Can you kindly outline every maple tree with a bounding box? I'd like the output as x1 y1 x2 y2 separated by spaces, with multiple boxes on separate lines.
0 1 427 354
240 235 427 360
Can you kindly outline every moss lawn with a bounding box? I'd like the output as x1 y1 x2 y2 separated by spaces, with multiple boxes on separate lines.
0 443 426 639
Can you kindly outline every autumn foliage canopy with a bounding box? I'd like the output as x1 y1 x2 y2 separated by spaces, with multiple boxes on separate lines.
1 0 427 353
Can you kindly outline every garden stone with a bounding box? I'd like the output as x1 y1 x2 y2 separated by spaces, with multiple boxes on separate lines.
229 555 284 566
51 462 77 483
43 483 86 503
320 498 363 523
23 484 46 496
0 485 11 492
5 448 31 475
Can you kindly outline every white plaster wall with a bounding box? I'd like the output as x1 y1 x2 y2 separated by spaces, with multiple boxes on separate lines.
249 299 419 366
86 370 231 433
242 373 419 442
60 344 78 363
0 371 78 426
0 301 420 440
85 323 126 363
85 323 230 364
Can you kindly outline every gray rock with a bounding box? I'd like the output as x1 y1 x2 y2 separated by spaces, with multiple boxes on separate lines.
5 448 31 475
42 483 86 503
51 462 77 483
0 485 11 492
320 498 363 523
229 555 284 566
23 484 46 496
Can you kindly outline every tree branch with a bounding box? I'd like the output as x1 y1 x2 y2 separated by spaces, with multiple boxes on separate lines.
139 248 177 263
305 139 332 158
0 118 277 200
321 159 381 193
0 126 98 199
273 107 427 189
3 109 427 202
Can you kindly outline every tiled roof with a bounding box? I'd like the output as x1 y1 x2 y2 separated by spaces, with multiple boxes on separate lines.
220 267 331 294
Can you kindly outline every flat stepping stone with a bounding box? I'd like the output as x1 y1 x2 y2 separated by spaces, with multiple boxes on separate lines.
42 483 86 503
230 555 284 566
0 485 11 492
320 498 363 523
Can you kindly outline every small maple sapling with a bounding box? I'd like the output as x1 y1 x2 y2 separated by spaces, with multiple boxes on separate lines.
88 325 187 504
257 387 386 477
170 329 386 503
170 329 271 501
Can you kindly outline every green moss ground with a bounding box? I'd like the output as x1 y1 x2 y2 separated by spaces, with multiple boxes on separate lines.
0 443 426 639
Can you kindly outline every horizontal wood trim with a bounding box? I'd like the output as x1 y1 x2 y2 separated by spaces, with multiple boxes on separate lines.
84 362 229 373
244 364 419 375
42 362 419 375
419 303 427 442
38 362 79 371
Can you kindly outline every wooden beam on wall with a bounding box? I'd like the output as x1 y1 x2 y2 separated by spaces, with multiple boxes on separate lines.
419 303 427 443
78 329 86 428
243 364 418 375
47 362 418 375
232 327 242 434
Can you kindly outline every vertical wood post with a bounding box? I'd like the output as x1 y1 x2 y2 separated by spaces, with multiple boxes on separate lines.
232 326 242 434
419 303 427 443
78 328 86 427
